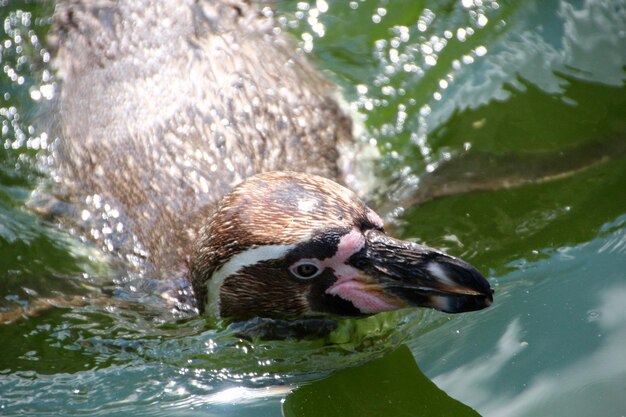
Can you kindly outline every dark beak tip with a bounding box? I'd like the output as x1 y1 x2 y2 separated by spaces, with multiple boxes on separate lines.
448 292 493 313
470 273 494 310
469 282 494 311
485 292 494 306
434 266 494 313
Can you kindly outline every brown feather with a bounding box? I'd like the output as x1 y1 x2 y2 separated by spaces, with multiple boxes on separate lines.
51 0 353 278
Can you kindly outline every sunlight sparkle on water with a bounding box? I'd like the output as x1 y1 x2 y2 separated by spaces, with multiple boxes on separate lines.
207 386 291 405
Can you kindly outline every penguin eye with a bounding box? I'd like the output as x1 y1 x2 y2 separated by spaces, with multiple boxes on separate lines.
291 262 321 280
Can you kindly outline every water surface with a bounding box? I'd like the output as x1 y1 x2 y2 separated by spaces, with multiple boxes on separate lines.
1 0 625 416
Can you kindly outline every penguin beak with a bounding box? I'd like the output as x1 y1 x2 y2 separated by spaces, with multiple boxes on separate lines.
330 229 493 314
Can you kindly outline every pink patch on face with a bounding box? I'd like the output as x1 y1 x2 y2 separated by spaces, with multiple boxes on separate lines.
333 229 364 266
293 229 364 279
326 279 401 314
323 228 402 314
297 228 402 314
367 208 384 229
315 229 364 279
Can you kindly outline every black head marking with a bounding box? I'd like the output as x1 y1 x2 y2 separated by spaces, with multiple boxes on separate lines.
285 227 349 263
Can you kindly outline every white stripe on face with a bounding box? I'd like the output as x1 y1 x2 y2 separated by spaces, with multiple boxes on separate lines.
205 244 295 317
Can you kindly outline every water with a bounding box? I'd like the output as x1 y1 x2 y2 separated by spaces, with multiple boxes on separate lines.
1 0 625 416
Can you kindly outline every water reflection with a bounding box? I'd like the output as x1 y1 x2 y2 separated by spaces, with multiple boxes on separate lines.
428 217 626 417
425 0 626 142
1 0 625 416
484 284 626 417
433 318 528 406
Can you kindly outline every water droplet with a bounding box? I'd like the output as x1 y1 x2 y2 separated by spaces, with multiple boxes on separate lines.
586 309 601 322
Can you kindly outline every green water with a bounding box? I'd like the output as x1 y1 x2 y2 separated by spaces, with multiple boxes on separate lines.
1 0 625 416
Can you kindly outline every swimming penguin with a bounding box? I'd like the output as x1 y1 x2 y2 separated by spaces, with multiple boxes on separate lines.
48 0 493 320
